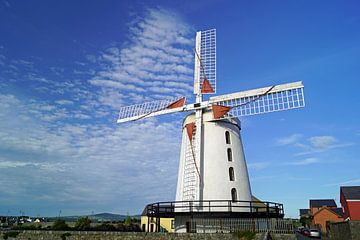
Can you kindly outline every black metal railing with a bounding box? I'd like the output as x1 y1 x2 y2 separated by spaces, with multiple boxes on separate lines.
145 200 284 218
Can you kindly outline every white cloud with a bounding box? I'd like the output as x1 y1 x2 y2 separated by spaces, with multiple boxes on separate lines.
0 8 196 215
0 160 32 168
284 158 320 166
323 179 360 187
0 92 183 213
89 8 194 108
309 136 337 149
247 162 270 171
55 100 74 105
276 133 302 146
276 133 355 156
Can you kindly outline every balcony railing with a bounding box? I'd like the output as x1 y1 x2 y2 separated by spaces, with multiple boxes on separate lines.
145 200 284 218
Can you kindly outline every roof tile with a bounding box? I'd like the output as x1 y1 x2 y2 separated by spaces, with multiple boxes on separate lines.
341 186 360 200
310 199 337 208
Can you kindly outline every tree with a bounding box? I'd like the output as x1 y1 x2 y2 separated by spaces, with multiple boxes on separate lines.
300 215 312 228
74 217 91 230
124 216 132 225
52 219 69 230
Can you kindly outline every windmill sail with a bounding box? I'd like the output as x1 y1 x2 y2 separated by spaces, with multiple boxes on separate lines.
117 97 186 123
209 81 305 119
194 29 216 95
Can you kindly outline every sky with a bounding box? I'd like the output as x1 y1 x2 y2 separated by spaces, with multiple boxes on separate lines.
0 0 359 218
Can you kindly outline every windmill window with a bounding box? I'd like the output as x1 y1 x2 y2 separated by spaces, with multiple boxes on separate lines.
225 131 231 144
231 188 237 202
227 148 232 162
229 167 235 181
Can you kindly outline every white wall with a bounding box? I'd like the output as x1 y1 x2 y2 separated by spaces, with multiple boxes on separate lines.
175 111 252 212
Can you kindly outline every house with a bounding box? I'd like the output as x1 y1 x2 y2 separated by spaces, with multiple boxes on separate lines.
312 206 343 232
340 186 360 220
140 204 174 233
309 199 343 232
310 199 337 214
299 209 310 218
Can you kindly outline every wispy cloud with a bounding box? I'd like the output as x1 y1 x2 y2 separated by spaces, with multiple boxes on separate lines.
323 179 360 187
283 157 320 166
0 7 203 215
308 136 337 149
0 92 182 213
89 8 194 109
2 0 10 8
295 136 355 156
276 133 302 146
55 100 74 105
247 162 271 171
275 133 355 156
0 7 195 212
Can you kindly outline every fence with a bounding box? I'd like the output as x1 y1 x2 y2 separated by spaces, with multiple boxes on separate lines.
187 218 294 234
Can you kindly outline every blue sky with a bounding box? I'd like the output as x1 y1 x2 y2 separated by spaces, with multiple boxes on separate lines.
0 0 359 218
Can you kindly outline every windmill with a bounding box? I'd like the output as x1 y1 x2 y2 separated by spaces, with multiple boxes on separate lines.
117 29 305 227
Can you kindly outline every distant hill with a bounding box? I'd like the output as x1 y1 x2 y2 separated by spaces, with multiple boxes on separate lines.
89 213 128 221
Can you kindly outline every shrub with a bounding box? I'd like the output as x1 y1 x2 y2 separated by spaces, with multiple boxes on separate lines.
93 223 116 231
3 231 20 239
11 223 42 230
74 217 91 230
52 219 69 230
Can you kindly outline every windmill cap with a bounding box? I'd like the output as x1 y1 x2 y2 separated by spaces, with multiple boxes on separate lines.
182 110 241 128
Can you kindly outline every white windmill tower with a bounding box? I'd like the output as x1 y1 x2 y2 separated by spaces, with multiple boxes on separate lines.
117 29 305 231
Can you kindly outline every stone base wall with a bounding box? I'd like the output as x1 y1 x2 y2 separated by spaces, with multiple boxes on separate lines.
327 220 360 240
0 230 295 240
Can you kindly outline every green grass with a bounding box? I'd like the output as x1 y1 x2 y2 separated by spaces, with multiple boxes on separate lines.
232 231 256 240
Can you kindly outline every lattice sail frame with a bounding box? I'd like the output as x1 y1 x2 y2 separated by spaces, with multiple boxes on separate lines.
117 96 185 123
209 81 305 119
194 29 216 94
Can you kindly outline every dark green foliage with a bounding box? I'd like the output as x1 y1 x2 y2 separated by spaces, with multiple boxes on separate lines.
3 231 20 239
300 215 312 228
93 223 116 231
116 223 141 232
74 217 91 230
232 231 256 240
11 224 42 230
60 232 71 240
124 216 132 225
52 219 70 230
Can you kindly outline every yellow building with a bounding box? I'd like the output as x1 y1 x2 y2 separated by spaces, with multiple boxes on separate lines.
140 205 174 232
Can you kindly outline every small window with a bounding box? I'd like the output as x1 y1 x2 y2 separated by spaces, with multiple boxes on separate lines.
231 188 237 202
171 220 175 229
227 148 232 161
225 131 231 144
229 167 235 181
